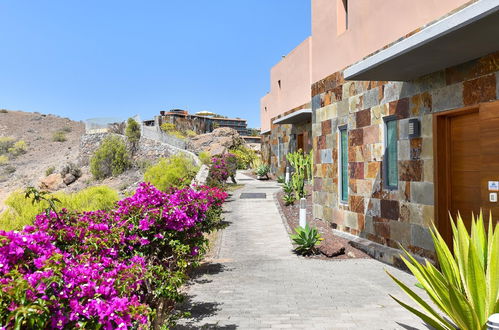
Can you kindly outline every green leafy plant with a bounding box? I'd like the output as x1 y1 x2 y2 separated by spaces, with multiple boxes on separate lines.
9 140 28 156
144 155 199 191
282 181 294 195
0 186 119 231
0 155 8 165
199 151 212 166
52 131 67 142
160 122 187 140
286 150 312 182
230 146 258 170
387 213 499 330
291 172 306 199
277 176 285 184
0 137 15 154
255 164 270 178
290 224 323 256
283 193 296 206
125 118 141 154
90 136 131 180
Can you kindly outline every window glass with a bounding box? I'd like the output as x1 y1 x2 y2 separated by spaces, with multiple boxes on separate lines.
340 128 348 202
386 120 398 188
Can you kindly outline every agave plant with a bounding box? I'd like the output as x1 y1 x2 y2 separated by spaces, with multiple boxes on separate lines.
387 213 499 330
290 224 323 256
283 193 296 206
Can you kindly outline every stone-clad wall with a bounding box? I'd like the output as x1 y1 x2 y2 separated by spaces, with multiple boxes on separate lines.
262 103 313 177
311 52 499 259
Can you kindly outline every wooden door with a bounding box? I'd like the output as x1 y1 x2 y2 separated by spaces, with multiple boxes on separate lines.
436 101 499 245
297 134 304 152
479 102 499 223
449 111 481 224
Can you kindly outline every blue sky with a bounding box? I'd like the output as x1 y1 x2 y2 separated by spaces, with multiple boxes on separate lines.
0 1 310 128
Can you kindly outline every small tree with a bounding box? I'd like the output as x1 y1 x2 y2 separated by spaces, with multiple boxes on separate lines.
125 118 141 154
90 136 131 180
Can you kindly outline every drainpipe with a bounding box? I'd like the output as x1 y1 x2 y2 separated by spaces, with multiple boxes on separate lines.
487 314 499 330
299 198 307 228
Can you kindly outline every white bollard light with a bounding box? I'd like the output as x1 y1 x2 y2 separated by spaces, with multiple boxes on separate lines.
299 197 307 228
487 314 499 330
285 167 290 184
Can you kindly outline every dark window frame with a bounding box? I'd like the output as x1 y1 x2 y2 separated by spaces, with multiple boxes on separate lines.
383 115 399 190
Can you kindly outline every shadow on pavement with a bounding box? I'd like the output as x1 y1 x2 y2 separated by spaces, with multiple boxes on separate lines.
174 297 237 330
397 322 432 330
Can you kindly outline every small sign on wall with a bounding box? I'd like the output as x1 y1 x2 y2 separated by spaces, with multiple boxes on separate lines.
488 181 499 191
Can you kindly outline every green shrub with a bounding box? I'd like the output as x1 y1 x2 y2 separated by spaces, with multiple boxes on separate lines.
199 151 212 166
160 123 188 140
125 118 141 144
185 129 197 138
283 193 296 206
290 224 322 256
45 166 55 176
0 186 119 231
291 172 306 199
0 155 8 165
282 182 295 206
8 140 27 156
255 164 270 178
230 146 257 169
387 213 499 330
90 136 131 180
0 137 15 154
160 123 175 132
287 151 312 181
0 109 7 114
144 155 199 191
52 131 67 142
61 126 72 133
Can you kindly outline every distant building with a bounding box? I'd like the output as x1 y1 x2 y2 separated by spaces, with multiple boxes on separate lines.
144 109 259 143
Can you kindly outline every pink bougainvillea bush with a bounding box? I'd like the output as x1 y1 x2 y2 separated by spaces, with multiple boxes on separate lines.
207 153 238 187
0 183 227 329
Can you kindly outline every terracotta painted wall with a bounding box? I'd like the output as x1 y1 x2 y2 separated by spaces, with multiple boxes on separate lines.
311 0 472 84
260 37 312 132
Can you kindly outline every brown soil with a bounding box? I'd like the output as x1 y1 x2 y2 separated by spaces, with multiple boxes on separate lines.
276 184 370 260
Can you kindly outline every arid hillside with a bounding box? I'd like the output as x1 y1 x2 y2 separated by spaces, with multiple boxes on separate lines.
0 110 85 210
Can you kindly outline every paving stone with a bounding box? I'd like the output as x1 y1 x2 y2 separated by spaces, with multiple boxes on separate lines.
176 172 429 329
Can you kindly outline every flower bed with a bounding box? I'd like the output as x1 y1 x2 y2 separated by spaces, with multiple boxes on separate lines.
0 182 227 329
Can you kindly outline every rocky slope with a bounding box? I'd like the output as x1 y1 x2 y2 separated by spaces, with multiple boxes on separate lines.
0 110 85 210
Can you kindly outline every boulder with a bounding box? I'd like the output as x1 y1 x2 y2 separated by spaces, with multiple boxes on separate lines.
63 173 77 185
39 173 64 191
188 127 245 155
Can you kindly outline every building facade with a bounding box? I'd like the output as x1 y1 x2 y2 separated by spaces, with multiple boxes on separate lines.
144 109 251 137
261 0 499 262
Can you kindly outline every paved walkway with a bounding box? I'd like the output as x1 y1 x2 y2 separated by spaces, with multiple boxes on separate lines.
176 173 428 330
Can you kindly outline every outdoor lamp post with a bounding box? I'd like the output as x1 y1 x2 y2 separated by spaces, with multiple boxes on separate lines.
488 314 499 330
299 197 307 228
